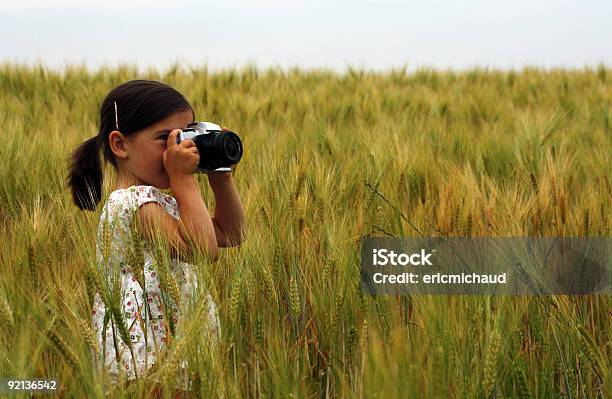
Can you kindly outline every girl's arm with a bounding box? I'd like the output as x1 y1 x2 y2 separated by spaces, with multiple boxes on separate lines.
208 172 246 247
171 174 220 260
138 130 219 263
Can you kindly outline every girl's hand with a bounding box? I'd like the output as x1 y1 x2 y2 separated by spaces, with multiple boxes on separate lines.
163 129 200 179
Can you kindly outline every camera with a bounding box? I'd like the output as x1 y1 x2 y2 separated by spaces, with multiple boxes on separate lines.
176 122 243 173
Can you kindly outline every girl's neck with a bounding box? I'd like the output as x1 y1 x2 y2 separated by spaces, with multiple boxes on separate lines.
114 171 145 191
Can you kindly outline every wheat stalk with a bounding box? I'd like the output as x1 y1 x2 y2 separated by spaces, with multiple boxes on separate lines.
482 330 501 397
515 364 531 399
583 209 590 237
262 264 276 302
559 192 566 225
550 174 558 207
359 319 368 352
273 243 284 284
160 334 189 382
254 316 263 349
86 261 104 300
322 254 333 283
160 297 212 383
101 214 112 268
76 318 99 357
48 328 80 373
128 216 145 288
106 274 139 378
451 204 460 234
245 268 255 307
347 325 357 361
419 174 427 205
330 289 344 334
229 275 241 323
289 276 301 317
152 246 181 320
0 294 14 328
600 202 609 235
27 242 37 283
530 172 538 193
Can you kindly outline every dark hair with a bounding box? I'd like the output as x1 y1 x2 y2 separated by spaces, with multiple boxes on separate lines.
67 80 195 211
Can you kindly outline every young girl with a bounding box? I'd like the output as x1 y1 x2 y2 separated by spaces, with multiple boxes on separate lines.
67 79 245 388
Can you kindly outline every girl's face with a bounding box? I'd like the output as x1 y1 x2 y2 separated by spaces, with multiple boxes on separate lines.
119 109 194 189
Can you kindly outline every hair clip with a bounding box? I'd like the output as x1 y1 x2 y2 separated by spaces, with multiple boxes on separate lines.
114 101 119 130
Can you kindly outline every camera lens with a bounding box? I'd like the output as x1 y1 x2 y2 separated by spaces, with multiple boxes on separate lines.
222 132 242 163
193 130 243 171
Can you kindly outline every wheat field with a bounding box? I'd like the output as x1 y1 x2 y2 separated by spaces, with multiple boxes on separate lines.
0 62 610 398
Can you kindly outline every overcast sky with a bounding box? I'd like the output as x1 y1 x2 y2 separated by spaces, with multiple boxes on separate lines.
0 0 610 72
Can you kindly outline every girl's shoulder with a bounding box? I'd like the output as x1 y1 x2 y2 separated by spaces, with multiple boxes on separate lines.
103 185 179 220
108 185 173 202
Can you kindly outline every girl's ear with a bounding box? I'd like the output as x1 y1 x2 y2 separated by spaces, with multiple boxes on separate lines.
108 130 129 159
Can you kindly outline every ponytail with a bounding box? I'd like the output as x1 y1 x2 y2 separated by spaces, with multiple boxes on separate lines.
67 135 103 211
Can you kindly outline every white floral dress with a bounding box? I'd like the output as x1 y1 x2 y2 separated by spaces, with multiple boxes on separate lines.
91 185 220 383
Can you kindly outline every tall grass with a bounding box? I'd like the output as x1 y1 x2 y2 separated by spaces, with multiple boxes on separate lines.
0 61 610 398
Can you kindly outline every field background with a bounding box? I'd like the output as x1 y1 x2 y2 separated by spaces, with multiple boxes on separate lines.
0 63 610 398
